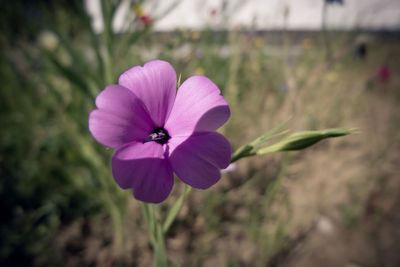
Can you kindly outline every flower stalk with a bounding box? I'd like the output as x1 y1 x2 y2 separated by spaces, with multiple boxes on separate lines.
140 184 192 266
141 203 168 267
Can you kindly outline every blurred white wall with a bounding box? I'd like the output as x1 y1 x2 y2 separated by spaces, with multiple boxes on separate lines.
85 0 400 32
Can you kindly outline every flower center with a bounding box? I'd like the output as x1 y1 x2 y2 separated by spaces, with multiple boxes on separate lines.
143 128 170 144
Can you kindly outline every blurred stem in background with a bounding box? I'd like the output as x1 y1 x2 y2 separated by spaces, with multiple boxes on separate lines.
321 0 332 62
226 28 242 106
101 0 116 84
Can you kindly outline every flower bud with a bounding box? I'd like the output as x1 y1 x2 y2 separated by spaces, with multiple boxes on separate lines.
257 128 354 154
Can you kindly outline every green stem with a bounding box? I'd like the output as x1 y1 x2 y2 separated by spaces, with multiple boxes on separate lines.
141 203 168 267
141 183 193 266
154 219 167 267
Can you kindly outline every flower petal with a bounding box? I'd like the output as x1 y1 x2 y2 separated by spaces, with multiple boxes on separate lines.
89 85 153 148
168 132 231 189
112 142 174 203
118 60 177 127
165 75 230 137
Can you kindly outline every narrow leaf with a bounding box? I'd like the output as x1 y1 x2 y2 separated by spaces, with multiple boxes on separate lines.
163 185 192 234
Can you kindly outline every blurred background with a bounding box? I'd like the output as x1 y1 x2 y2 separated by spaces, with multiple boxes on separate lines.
1 0 399 266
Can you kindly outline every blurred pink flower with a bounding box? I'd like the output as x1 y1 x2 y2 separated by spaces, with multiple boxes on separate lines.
375 65 391 83
210 8 217 17
139 15 152 25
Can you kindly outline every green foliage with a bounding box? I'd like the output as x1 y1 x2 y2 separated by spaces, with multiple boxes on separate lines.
0 1 133 265
0 46 106 265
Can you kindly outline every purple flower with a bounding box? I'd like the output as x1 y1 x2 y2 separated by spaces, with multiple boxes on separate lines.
89 60 231 203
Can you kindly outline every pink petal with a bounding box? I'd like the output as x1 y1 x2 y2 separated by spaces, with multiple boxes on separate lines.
168 132 231 189
164 75 230 137
112 142 174 203
118 60 177 127
89 85 153 148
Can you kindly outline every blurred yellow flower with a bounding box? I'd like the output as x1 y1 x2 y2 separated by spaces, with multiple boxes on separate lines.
195 67 205 75
327 71 339 83
254 37 265 48
192 31 201 40
133 3 144 17
302 38 313 50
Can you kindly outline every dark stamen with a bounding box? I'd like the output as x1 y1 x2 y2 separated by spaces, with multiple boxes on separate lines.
143 128 170 144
